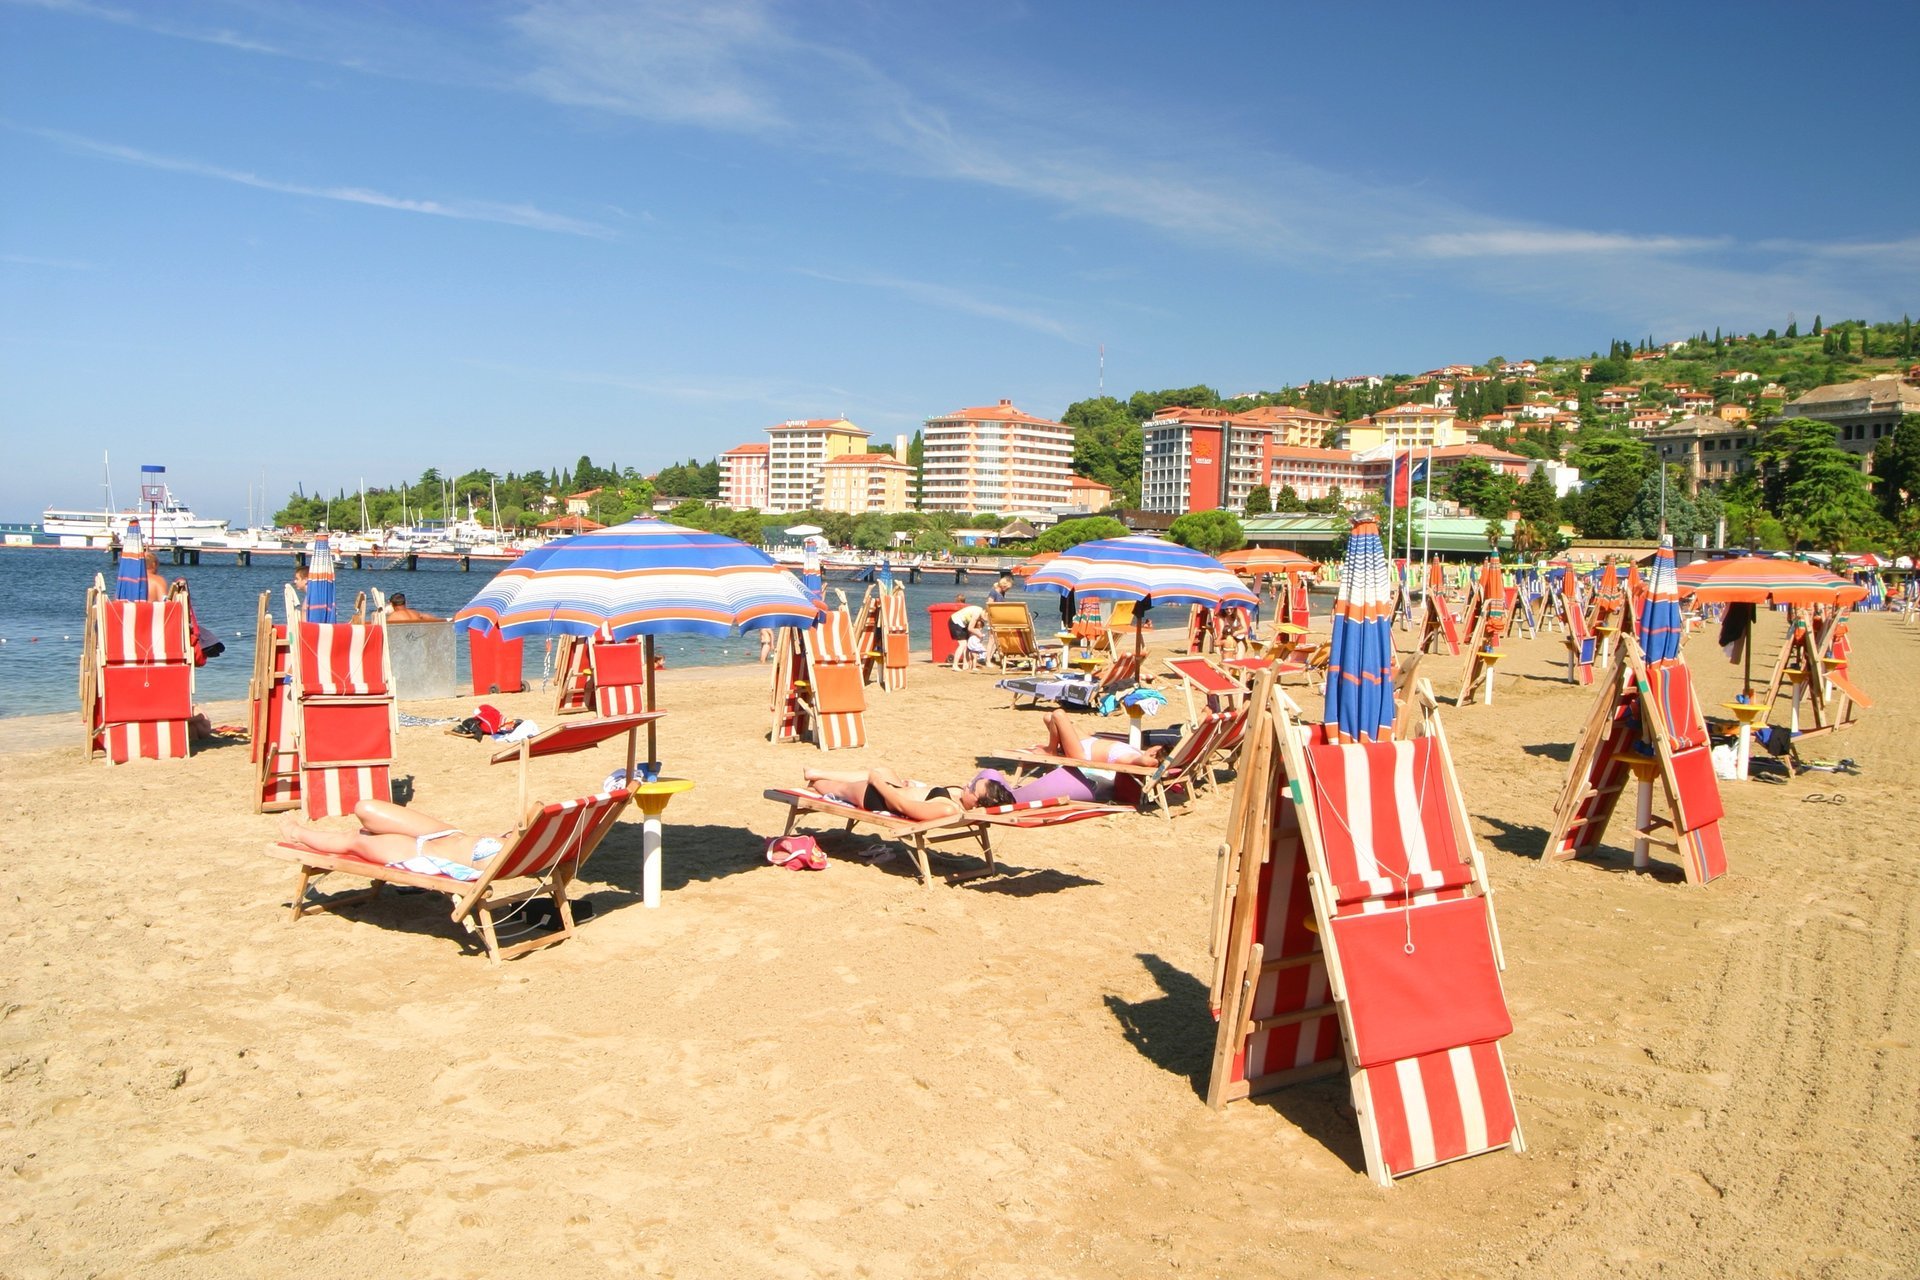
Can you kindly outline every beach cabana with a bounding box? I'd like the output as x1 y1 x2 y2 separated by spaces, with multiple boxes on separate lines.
1205 518 1523 1184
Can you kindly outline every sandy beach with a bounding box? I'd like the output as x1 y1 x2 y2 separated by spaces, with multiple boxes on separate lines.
2 614 1914 1278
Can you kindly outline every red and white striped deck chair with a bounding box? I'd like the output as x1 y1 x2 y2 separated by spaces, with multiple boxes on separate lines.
1164 654 1244 721
1419 593 1463 656
248 592 300 811
795 606 867 751
288 608 396 820
550 633 594 716
1814 611 1871 725
1546 640 1727 885
1208 682 1522 1185
880 589 910 692
763 787 1122 886
1004 709 1225 819
265 789 633 963
84 582 194 764
587 635 650 717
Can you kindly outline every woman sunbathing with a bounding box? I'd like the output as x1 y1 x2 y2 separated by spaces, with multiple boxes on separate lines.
276 800 508 880
801 765 1015 820
977 708 1163 804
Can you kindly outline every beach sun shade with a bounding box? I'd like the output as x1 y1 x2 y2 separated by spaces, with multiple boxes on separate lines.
1638 535 1683 664
453 517 819 640
114 520 147 602
1219 547 1317 577
1024 536 1257 610
305 533 337 623
1675 555 1869 608
1323 517 1396 742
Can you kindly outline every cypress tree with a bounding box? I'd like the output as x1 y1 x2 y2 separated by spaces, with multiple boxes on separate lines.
1813 314 1823 335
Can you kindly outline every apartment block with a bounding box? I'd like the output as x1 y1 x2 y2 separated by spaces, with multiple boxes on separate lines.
1140 407 1272 515
1232 404 1339 448
920 399 1074 515
717 442 769 510
819 453 913 514
764 418 870 513
1338 403 1462 452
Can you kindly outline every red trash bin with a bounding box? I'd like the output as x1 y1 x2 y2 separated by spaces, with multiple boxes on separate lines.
928 602 961 666
468 627 526 695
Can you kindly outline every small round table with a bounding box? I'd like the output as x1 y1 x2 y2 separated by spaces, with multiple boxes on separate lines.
628 777 695 908
1719 701 1771 780
1621 756 1666 870
1475 650 1505 705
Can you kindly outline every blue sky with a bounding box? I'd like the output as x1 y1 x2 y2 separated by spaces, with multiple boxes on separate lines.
3 0 1916 523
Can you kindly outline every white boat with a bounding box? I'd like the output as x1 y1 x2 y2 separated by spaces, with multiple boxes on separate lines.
42 459 231 547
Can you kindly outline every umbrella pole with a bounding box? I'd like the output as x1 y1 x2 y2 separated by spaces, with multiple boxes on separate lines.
1742 614 1754 698
643 634 659 773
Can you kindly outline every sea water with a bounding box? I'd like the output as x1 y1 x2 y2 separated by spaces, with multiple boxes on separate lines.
0 547 1009 719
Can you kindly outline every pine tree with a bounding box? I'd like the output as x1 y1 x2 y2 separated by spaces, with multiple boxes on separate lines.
1785 320 1797 339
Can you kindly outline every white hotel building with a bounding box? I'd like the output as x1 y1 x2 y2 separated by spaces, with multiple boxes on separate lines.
763 418 870 513
920 399 1074 515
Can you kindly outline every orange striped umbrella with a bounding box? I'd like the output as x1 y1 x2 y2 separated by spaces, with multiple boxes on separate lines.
1676 556 1867 606
1220 548 1316 576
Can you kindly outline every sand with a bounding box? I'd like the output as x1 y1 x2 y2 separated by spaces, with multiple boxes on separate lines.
1 613 1915 1278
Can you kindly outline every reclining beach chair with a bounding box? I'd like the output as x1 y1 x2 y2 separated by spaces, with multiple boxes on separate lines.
81 576 194 764
998 708 1226 819
762 786 1121 886
1206 673 1522 1184
1417 592 1464 656
249 592 301 811
853 588 884 687
1543 636 1727 885
266 787 633 963
1561 585 1596 685
285 585 396 819
1812 609 1870 729
586 634 650 717
1164 653 1245 722
550 632 592 716
771 605 866 750
880 588 911 691
986 600 1043 672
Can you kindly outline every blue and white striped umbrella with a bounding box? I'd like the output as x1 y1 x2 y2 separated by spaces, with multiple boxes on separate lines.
114 520 147 601
1638 534 1682 664
1323 517 1396 742
454 517 819 640
305 532 338 623
1024 535 1257 609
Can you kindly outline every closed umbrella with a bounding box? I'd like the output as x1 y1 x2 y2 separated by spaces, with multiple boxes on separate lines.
114 520 147 601
1025 535 1256 657
305 532 337 623
1323 517 1396 742
1638 535 1683 665
455 517 820 767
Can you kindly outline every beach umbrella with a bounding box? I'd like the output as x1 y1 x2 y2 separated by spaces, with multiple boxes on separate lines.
456 517 820 771
305 532 337 623
1678 554 1865 695
1219 548 1316 577
1012 551 1059 577
1322 517 1396 742
114 520 147 602
1638 535 1683 664
1025 535 1257 657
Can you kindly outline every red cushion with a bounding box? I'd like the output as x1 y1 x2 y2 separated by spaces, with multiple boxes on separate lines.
302 702 393 764
101 664 192 720
1331 897 1511 1069
1668 745 1724 830
590 641 647 686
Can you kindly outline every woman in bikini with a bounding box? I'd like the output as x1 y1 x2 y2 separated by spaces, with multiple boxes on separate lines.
800 764 1014 820
276 800 508 878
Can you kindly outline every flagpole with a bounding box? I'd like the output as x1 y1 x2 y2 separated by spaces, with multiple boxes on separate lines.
1421 446 1433 606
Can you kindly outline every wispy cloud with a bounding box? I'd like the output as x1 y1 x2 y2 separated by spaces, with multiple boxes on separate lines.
4 0 289 55
1408 229 1729 258
15 125 615 238
793 268 1080 342
1 252 97 269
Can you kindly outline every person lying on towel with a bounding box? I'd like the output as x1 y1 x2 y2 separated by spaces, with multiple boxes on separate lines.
802 765 1016 820
983 708 1163 804
277 801 511 882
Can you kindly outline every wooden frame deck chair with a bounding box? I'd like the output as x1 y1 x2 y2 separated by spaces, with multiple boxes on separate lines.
852 587 883 686
1206 672 1523 1184
762 787 1121 886
285 585 396 819
1542 636 1728 885
248 591 300 811
1812 609 1870 729
986 600 1043 672
1560 583 1597 685
1754 608 1844 740
82 576 194 764
1068 601 1113 659
1456 579 1508 706
550 632 593 715
879 587 911 691
266 787 634 963
794 604 867 750
1418 592 1464 656
1000 708 1226 819
1164 654 1245 722
585 634 651 717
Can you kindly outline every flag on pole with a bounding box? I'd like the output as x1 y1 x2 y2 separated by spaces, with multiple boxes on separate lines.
1389 453 1427 508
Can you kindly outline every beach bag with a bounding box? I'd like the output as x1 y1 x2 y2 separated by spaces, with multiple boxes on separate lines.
765 834 826 871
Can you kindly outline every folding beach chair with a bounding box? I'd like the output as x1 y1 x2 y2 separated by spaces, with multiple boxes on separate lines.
248 592 301 811
879 587 911 692
1543 636 1728 885
550 633 593 716
763 787 1122 886
586 634 650 717
1456 577 1508 706
1164 654 1245 722
82 576 194 764
285 585 396 819
1206 673 1522 1184
1561 584 1596 685
852 587 884 687
1812 609 1870 729
265 788 633 963
774 605 866 750
986 600 1044 672
1418 592 1464 656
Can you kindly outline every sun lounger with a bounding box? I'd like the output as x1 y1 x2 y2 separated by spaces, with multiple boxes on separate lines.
762 786 1121 886
986 600 1044 672
999 709 1225 818
772 605 867 750
286 590 396 819
82 578 194 765
265 788 633 963
1163 654 1245 722
248 592 300 810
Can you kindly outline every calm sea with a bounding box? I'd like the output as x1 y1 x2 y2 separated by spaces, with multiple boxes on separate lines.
0 547 992 719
